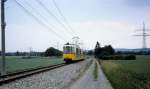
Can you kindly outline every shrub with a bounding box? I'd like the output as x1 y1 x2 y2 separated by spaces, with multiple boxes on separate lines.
124 55 136 60
100 55 136 60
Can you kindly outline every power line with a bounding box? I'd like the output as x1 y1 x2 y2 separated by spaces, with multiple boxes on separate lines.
52 0 77 36
134 22 150 51
13 0 66 41
23 0 67 40
36 0 74 37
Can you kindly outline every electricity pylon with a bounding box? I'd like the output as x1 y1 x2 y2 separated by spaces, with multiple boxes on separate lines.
134 22 150 51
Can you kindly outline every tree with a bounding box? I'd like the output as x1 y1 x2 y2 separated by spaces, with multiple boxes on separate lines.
95 41 100 48
94 42 115 58
45 47 62 57
15 51 20 56
103 45 115 55
94 41 102 58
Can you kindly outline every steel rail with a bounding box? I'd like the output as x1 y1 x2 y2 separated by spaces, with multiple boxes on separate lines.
0 63 66 85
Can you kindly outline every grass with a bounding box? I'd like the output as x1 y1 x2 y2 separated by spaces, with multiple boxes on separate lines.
0 56 64 74
100 55 150 89
93 60 98 81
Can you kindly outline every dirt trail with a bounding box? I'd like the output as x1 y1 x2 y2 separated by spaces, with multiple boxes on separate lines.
69 59 113 89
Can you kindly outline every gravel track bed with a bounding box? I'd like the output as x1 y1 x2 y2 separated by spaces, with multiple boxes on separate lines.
0 59 91 89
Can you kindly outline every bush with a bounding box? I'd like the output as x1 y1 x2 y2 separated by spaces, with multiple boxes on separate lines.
100 55 136 60
45 47 62 57
101 56 113 60
124 55 136 60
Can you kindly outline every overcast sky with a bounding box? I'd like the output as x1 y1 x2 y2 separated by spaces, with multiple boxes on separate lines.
0 0 150 52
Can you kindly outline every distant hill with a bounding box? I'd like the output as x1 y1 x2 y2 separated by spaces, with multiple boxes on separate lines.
86 48 150 52
115 48 150 52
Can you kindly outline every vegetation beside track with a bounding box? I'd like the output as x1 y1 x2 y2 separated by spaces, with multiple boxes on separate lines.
0 56 64 74
93 60 98 81
100 55 150 89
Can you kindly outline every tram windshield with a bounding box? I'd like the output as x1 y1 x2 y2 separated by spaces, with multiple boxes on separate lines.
63 46 74 53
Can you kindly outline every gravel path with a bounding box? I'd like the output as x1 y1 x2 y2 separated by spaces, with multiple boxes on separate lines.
0 59 91 89
70 59 113 89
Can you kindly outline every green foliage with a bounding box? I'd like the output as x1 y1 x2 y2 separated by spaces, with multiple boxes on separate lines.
101 55 136 60
100 55 150 89
124 55 136 60
94 41 115 58
94 41 102 58
45 47 62 56
93 61 98 81
102 45 115 55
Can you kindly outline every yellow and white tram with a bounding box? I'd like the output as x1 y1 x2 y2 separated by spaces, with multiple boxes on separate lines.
63 43 84 63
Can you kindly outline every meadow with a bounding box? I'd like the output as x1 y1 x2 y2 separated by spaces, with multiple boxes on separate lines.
0 56 64 74
100 55 150 89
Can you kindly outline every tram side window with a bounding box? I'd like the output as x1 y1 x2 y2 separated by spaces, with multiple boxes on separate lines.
72 47 75 53
70 47 72 53
70 46 74 53
76 48 81 55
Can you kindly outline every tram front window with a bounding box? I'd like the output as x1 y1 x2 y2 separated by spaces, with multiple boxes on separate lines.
63 46 72 53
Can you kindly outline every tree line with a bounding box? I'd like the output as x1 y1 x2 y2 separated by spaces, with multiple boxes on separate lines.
0 47 63 57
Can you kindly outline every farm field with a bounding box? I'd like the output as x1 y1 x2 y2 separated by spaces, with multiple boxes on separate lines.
100 55 150 89
0 56 64 74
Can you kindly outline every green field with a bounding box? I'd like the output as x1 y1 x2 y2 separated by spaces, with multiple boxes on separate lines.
100 55 150 89
0 56 64 74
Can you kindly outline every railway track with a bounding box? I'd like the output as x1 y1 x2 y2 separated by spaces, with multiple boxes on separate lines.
0 63 66 85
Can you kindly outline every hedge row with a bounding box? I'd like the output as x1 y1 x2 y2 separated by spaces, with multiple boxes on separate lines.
100 55 136 60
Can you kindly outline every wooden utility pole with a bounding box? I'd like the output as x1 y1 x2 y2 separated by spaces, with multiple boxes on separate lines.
1 0 6 76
